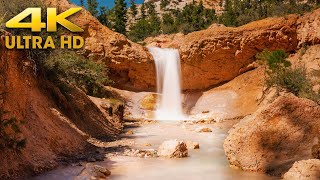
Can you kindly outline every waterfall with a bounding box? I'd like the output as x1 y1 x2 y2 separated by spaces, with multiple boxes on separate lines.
148 47 186 121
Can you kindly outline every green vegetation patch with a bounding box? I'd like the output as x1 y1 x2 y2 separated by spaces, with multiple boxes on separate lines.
44 49 113 97
256 49 320 103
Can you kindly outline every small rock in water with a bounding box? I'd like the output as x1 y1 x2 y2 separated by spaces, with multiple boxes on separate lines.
157 139 188 158
195 127 212 133
186 141 200 149
123 148 157 158
126 130 134 135
195 119 215 124
144 143 152 146
75 164 111 179
93 165 111 177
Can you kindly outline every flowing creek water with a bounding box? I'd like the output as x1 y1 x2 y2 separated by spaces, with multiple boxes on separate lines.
34 121 275 180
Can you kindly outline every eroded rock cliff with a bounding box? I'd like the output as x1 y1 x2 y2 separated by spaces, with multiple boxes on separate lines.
146 9 320 91
42 0 320 91
0 35 123 179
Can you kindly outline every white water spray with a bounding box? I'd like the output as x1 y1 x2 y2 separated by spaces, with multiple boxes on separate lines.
148 47 186 121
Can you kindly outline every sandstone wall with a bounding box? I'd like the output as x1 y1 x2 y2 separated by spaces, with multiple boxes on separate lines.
43 0 320 91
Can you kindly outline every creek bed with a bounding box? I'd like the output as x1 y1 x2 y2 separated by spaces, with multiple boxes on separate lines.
34 121 275 180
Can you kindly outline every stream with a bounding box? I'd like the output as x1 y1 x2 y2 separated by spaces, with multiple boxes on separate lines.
34 121 275 180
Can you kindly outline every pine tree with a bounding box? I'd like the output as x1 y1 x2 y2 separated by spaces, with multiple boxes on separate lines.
114 0 127 35
140 3 146 19
162 13 176 34
87 0 98 17
160 0 170 10
130 0 138 17
149 14 161 35
220 0 236 26
98 6 112 27
80 0 84 7
146 2 156 16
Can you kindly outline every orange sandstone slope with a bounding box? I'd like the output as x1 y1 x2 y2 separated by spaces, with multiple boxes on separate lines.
0 44 82 179
0 38 123 179
42 0 156 91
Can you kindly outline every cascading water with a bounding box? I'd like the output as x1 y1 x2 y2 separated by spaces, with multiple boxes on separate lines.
148 47 186 121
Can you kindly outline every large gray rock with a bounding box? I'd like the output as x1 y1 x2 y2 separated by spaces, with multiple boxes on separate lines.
157 140 188 158
283 159 320 180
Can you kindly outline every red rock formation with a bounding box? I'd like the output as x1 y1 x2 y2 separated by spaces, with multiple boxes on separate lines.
42 1 320 92
42 0 155 91
0 34 123 179
146 9 320 91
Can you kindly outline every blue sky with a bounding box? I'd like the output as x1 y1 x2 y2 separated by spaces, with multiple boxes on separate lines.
71 0 144 8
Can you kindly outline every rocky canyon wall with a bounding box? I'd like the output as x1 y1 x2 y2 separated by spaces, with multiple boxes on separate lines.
43 0 320 92
0 34 123 179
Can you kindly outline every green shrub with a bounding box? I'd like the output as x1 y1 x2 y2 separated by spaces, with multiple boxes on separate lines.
256 49 320 103
256 49 291 71
267 66 312 96
0 109 26 150
44 49 113 97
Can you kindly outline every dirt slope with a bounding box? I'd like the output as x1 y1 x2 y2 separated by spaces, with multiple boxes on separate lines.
0 36 123 179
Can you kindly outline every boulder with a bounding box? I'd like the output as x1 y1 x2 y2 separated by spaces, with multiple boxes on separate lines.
157 140 188 158
186 141 200 149
283 159 320 180
224 94 320 176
